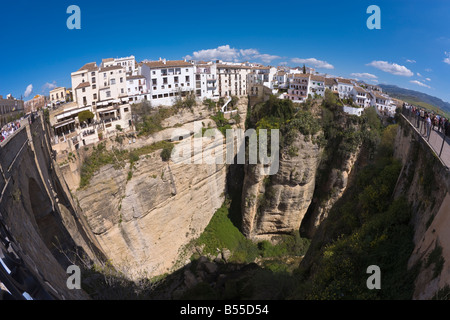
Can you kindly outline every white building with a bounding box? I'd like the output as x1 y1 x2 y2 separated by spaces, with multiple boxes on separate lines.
71 62 99 109
194 62 219 99
247 65 277 89
309 75 326 97
324 78 338 93
126 75 149 103
49 87 67 107
351 86 371 108
97 65 128 106
273 71 288 89
140 59 196 107
101 55 138 75
337 78 354 99
370 91 389 111
286 73 309 103
216 62 251 97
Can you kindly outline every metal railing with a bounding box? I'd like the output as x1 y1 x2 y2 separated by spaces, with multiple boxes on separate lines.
401 106 450 168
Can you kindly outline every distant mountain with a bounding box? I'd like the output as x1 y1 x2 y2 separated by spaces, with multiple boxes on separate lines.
379 84 450 115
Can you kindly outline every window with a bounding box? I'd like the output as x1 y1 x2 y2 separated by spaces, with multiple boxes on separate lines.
121 88 124 94
124 108 129 112
185 76 190 82
174 76 179 83
163 77 168 84
152 71 156 75
106 91 111 98
104 73 107 78
92 77 96 84
93 93 97 100
91 72 95 76
120 77 123 83
92 84 96 89
82 88 86 93
152 79 157 85
111 79 116 85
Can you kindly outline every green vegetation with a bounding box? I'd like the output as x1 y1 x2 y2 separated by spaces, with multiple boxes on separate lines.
192 204 310 268
293 120 417 299
78 110 95 123
210 112 232 137
79 140 175 188
135 106 177 136
174 91 197 109
160 144 174 161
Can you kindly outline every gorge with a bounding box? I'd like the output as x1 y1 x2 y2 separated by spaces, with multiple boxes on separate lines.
1 92 449 300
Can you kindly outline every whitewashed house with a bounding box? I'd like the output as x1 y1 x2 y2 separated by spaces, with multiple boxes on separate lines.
216 62 251 97
324 78 338 94
194 62 219 100
286 73 309 103
101 55 138 75
126 75 149 103
71 62 100 109
140 59 196 107
351 86 371 108
309 75 326 97
337 78 354 99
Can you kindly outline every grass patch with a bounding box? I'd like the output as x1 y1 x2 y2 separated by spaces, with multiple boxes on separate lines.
194 204 310 266
79 141 176 189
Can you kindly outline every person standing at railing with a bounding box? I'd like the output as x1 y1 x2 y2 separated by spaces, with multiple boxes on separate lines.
417 108 421 128
425 114 432 138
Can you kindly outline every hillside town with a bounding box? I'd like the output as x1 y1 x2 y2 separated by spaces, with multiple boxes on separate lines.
2 55 402 151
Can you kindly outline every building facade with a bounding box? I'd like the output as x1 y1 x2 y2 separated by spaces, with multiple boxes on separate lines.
140 59 196 107
0 95 24 126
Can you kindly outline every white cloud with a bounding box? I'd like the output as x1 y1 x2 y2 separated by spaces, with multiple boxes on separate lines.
42 81 57 92
425 68 433 72
366 60 414 76
444 52 450 65
410 80 431 89
406 59 416 63
253 53 281 64
184 45 280 63
350 72 378 80
291 57 334 69
426 78 431 81
24 84 33 98
417 72 422 77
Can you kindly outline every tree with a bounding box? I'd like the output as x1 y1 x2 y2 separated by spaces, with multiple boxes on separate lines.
303 64 306 74
78 110 94 123
160 145 173 161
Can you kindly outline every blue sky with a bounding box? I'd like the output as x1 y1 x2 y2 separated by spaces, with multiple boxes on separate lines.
1 0 450 103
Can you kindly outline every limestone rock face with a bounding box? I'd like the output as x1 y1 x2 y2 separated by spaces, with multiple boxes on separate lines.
241 133 322 242
304 149 360 237
77 152 226 279
74 98 249 279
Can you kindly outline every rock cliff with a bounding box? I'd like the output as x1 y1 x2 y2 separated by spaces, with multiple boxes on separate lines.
73 99 248 279
241 131 323 242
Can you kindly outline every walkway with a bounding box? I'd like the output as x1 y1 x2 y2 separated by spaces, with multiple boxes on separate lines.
402 108 450 168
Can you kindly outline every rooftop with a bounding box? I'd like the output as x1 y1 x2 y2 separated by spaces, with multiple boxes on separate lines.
78 62 98 72
143 60 193 68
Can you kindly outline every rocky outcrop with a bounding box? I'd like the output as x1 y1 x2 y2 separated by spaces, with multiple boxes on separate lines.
76 152 226 279
74 98 249 280
241 132 323 242
301 148 360 238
